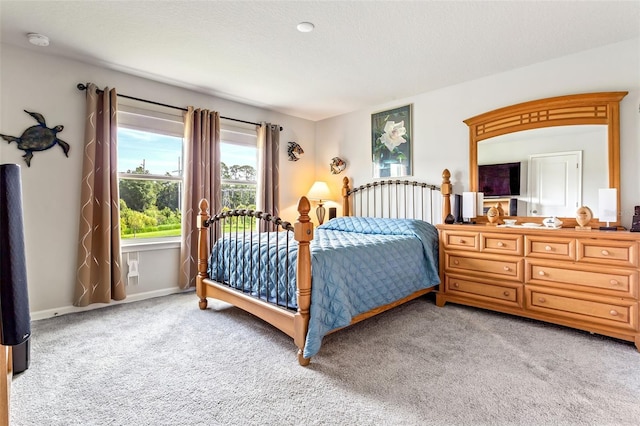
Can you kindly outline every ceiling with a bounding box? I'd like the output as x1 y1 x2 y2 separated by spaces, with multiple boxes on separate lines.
1 1 639 122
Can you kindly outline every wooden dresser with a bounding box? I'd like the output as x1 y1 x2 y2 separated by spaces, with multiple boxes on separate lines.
436 224 640 351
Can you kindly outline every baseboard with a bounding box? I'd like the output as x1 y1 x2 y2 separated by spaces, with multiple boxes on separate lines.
30 287 191 321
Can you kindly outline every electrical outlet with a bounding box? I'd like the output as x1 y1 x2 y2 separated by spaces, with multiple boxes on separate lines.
128 260 139 278
127 252 140 285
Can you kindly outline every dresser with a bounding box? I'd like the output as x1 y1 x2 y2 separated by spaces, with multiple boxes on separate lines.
436 224 640 351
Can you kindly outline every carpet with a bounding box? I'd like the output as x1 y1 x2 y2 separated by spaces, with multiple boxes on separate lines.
10 291 640 425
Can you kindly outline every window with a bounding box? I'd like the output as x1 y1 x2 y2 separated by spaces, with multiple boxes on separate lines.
116 109 257 240
220 123 258 212
117 102 184 241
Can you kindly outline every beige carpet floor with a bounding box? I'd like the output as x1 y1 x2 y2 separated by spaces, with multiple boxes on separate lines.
10 291 640 425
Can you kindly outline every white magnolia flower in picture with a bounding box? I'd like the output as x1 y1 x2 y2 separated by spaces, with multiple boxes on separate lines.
371 104 412 177
379 120 407 152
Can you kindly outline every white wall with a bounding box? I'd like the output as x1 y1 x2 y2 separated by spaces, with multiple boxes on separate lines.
0 45 317 317
316 38 640 220
2 38 639 318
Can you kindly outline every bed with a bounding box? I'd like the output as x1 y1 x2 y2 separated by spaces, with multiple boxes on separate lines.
196 169 452 365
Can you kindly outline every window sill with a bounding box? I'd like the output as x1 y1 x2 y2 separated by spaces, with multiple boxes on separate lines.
121 238 181 253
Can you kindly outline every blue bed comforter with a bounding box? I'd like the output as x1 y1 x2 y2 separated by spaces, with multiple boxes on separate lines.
208 216 439 358
208 231 299 308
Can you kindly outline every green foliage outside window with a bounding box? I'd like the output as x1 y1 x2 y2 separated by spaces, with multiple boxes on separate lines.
119 164 181 239
119 161 258 239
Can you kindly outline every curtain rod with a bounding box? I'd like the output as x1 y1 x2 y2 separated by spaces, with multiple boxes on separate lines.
76 83 282 131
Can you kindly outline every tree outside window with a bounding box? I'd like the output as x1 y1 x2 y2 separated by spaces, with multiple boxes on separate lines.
117 127 183 240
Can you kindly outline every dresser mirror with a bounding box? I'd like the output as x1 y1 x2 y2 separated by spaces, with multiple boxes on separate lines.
465 92 627 227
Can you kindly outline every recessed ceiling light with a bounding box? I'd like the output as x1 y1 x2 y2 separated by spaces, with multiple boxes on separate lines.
296 22 314 33
27 33 49 47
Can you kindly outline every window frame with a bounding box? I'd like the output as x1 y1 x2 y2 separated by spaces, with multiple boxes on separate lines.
117 101 185 246
220 122 258 210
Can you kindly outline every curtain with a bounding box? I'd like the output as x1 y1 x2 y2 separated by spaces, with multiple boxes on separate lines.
74 84 125 306
257 123 280 226
179 108 221 289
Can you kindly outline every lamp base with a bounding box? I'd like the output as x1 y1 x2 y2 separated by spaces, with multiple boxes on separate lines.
599 226 618 231
316 204 326 225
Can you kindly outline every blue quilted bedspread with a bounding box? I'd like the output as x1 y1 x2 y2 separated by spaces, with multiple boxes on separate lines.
208 230 299 308
208 216 439 358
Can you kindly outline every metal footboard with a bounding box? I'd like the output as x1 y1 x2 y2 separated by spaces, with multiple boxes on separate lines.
202 208 297 310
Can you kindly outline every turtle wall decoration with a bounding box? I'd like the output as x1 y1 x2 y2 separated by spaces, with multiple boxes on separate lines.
0 110 70 167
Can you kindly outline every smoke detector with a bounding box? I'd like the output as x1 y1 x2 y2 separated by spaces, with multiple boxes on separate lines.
27 33 50 47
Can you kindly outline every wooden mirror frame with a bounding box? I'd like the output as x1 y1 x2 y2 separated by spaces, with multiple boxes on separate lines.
465 92 628 227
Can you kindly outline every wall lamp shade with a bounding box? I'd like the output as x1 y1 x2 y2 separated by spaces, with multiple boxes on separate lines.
306 181 332 224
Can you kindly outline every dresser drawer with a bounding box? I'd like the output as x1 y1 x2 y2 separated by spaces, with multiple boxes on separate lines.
442 230 479 251
526 286 638 331
577 239 638 267
445 274 522 307
525 236 575 261
445 253 523 281
525 260 637 298
481 232 523 255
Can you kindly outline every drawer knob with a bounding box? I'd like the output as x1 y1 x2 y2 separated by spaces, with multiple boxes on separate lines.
610 310 618 316
601 250 610 256
610 279 619 286
545 245 552 251
452 282 459 288
538 270 546 276
453 260 459 265
538 297 546 303
459 239 465 244
497 241 505 247
503 291 510 297
503 266 510 271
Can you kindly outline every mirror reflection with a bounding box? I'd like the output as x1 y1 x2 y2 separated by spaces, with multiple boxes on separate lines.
466 92 626 226
477 125 608 217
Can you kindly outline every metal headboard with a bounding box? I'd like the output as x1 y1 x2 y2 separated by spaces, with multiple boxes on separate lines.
344 178 443 223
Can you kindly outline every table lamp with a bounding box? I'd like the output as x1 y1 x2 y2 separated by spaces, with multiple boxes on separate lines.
598 188 617 231
306 181 332 224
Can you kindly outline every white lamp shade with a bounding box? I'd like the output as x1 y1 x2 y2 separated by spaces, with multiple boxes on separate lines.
598 188 617 222
307 181 332 201
462 192 477 219
476 192 484 216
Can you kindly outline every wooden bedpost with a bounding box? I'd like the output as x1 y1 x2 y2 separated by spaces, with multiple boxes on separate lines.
294 196 313 366
441 169 452 223
342 176 351 216
0 344 10 426
196 198 210 310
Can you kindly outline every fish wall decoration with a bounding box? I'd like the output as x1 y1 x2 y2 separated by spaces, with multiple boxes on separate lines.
287 141 304 161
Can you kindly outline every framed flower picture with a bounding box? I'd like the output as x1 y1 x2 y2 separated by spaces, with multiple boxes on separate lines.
371 104 412 177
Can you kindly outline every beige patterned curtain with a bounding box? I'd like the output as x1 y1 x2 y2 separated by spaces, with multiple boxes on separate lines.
179 108 221 289
74 84 125 306
257 123 280 224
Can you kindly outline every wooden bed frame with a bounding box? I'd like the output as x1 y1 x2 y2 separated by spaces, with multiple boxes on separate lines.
196 169 452 365
0 344 10 426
